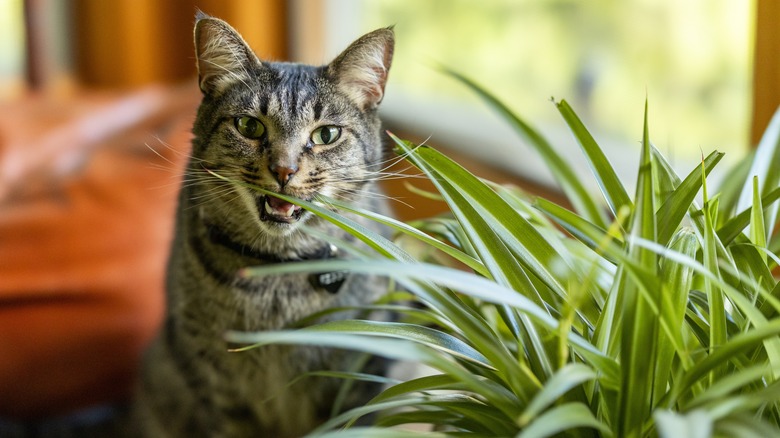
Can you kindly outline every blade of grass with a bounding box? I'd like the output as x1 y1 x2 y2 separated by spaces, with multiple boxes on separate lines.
535 197 625 264
736 105 780 237
716 187 780 245
370 374 463 404
442 68 607 228
617 99 660 437
391 133 574 305
309 427 447 438
305 320 492 369
701 162 728 382
319 194 488 276
238 259 619 384
518 363 598 427
517 402 610 438
716 149 755 221
715 413 780 438
653 228 700 407
685 364 771 410
630 234 780 380
555 98 632 218
391 134 569 382
403 159 553 383
660 318 780 407
654 410 713 438
656 151 724 246
750 176 768 264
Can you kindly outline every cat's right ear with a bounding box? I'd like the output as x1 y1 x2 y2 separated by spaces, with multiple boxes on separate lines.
194 14 261 95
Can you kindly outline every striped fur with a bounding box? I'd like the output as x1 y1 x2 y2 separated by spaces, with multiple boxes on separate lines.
133 14 394 437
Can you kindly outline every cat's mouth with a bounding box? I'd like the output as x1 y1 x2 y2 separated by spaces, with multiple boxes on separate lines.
257 195 305 224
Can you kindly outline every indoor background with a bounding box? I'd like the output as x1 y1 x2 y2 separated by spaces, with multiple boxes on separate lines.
0 0 777 424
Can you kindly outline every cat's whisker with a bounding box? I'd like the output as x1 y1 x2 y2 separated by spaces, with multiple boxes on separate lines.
327 188 414 210
376 152 417 174
143 140 182 168
370 170 428 181
186 187 242 210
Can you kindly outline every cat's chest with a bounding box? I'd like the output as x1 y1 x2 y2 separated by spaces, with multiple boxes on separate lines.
231 273 341 329
185 269 344 331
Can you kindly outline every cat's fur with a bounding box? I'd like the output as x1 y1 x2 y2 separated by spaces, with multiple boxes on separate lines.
134 14 394 437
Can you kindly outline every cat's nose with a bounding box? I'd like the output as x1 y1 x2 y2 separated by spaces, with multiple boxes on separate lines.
270 164 298 186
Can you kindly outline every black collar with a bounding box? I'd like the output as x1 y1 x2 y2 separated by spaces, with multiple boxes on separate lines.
204 223 347 294
205 223 339 263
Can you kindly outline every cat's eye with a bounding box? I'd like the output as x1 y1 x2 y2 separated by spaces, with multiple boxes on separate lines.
235 116 266 139
311 126 341 145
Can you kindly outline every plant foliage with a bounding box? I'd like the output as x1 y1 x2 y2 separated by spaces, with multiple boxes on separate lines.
225 75 780 437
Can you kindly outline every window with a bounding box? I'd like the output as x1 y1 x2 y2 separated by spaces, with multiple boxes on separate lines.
311 0 755 189
0 0 25 98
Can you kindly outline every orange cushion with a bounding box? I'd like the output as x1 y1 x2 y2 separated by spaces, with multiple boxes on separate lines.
0 86 196 419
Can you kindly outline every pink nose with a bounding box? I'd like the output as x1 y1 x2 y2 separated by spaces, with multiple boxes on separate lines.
270 164 297 185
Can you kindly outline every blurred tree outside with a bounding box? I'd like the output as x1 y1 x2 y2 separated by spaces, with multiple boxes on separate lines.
0 0 25 97
362 0 754 167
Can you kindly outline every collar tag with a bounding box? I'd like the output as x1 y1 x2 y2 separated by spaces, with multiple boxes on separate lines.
309 271 348 294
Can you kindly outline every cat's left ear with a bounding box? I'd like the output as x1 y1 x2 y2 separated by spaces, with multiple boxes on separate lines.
328 27 394 110
194 13 261 95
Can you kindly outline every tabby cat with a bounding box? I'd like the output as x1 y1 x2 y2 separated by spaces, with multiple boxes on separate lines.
134 13 394 437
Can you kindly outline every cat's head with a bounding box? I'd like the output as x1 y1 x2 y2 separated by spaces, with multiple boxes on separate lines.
189 14 393 240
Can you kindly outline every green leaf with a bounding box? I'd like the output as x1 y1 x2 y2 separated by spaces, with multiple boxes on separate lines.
706 380 780 420
517 402 610 438
392 134 578 384
750 176 768 263
736 105 780 238
654 228 700 405
306 320 492 369
715 413 780 438
370 374 463 404
700 163 728 380
535 197 625 264
618 98 659 437
654 409 713 438
685 364 770 410
716 149 755 220
237 259 619 384
320 194 488 276
518 363 598 426
392 134 574 304
663 319 780 406
308 427 447 438
443 68 607 228
716 187 780 245
656 151 724 246
310 394 459 435
556 99 632 218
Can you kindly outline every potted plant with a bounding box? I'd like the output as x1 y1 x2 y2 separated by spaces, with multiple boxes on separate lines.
222 73 780 438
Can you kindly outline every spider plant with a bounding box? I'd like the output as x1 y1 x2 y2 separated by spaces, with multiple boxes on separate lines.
224 73 780 437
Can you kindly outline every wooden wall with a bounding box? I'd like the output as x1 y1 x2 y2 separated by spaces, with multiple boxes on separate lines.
752 0 780 145
71 0 288 88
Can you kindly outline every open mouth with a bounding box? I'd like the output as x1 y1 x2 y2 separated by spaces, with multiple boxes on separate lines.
257 194 304 224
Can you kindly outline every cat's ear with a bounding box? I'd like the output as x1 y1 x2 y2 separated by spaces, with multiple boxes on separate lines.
194 13 261 95
327 27 394 110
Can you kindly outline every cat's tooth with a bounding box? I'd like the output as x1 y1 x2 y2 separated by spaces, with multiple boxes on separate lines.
284 204 295 217
264 200 274 216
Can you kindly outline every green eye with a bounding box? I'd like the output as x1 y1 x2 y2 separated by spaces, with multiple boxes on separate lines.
235 116 266 139
311 126 341 145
